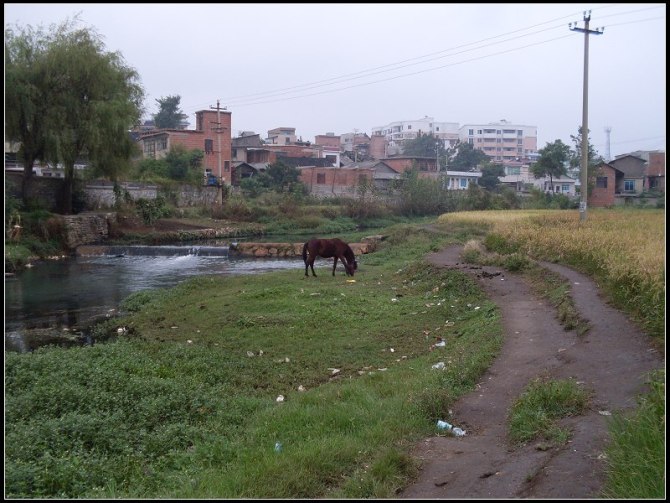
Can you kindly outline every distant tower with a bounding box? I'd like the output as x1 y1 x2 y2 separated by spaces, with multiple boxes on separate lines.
604 126 612 161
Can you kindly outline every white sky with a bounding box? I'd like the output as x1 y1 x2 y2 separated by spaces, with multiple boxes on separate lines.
5 3 666 158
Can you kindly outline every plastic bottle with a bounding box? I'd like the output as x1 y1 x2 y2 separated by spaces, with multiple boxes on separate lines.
436 420 452 430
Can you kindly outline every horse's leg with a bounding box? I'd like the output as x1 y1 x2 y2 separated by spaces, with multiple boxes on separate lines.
332 257 338 276
310 257 317 277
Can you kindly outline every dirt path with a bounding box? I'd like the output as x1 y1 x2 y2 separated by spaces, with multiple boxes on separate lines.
398 245 663 499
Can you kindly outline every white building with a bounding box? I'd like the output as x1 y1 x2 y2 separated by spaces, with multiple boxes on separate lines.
371 116 460 151
443 170 482 190
499 165 576 195
458 119 538 165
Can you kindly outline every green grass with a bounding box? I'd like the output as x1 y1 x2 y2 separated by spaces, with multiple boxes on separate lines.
508 377 590 447
5 216 664 499
4 225 503 498
601 370 665 499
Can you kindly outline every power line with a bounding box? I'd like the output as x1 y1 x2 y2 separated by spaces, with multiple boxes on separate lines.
171 9 663 119
218 4 664 105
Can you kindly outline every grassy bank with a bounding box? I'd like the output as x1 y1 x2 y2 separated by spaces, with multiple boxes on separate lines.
5 224 503 498
5 209 664 498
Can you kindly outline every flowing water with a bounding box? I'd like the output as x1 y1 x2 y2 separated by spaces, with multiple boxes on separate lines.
5 245 303 352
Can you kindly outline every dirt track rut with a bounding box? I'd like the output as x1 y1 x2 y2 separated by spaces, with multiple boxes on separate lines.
398 245 663 499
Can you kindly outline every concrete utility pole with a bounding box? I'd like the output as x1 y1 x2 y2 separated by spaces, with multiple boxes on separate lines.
210 100 226 205
570 12 604 221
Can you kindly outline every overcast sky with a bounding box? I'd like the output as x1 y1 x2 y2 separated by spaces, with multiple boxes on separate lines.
5 3 666 158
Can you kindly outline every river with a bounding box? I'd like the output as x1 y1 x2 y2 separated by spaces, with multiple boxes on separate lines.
5 247 303 352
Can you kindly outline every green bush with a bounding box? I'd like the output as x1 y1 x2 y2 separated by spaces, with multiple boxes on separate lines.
135 197 171 225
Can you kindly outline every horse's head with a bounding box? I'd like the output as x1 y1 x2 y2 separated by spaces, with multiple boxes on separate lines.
345 260 356 276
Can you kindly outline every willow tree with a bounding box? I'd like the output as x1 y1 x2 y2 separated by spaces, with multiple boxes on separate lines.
5 23 51 201
43 19 145 214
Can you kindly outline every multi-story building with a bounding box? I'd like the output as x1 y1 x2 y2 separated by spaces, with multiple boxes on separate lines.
371 116 460 151
137 109 232 184
458 119 537 165
266 127 297 145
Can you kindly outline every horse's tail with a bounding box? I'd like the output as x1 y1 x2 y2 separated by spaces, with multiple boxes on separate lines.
302 241 308 264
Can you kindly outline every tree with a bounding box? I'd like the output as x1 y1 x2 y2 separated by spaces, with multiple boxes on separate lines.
259 161 302 192
447 141 489 171
478 162 505 191
5 23 52 202
153 95 188 129
530 139 571 191
164 146 204 183
402 133 447 169
41 19 144 214
569 127 604 195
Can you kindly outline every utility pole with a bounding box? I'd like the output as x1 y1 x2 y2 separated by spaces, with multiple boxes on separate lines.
352 128 358 163
210 100 226 205
570 12 604 221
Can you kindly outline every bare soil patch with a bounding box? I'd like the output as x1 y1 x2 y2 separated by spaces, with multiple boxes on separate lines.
399 245 663 499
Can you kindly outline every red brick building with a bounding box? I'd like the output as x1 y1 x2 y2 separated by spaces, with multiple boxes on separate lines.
589 163 621 208
299 161 399 197
138 109 233 184
646 151 665 192
381 156 439 178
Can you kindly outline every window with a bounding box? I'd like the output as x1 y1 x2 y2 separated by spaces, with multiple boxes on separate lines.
205 139 213 154
468 138 474 144
407 125 412 130
224 160 230 172
468 129 474 135
459 178 468 188
436 127 440 131
316 173 326 184
517 130 523 136
562 184 570 193
596 177 608 188
624 179 634 192
477 130 482 134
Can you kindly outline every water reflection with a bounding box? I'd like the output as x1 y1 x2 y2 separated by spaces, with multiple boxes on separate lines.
5 253 302 352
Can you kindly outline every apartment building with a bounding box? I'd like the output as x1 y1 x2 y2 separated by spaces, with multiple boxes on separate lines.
459 119 537 165
371 116 460 151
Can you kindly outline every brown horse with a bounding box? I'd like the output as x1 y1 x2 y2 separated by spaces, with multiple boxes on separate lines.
302 238 358 277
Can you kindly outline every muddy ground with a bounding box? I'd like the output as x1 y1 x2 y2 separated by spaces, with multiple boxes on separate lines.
398 244 663 499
